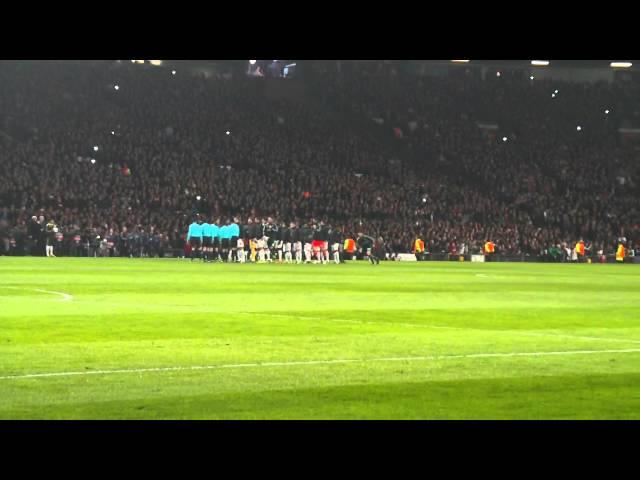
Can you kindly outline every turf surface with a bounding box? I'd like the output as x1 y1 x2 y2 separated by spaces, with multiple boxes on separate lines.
0 257 639 419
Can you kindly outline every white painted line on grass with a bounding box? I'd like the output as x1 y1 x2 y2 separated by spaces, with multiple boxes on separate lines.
33 289 74 302
1 348 639 381
0 286 74 302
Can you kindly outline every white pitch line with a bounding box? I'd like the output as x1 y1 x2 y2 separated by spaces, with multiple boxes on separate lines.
0 286 73 302
33 288 74 302
1 348 639 381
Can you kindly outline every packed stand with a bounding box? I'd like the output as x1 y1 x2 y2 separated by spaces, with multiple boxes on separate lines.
0 60 638 259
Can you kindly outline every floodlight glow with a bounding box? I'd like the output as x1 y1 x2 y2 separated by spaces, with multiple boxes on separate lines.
451 60 470 63
531 60 549 66
249 60 257 65
134 60 145 64
149 60 163 66
610 62 632 68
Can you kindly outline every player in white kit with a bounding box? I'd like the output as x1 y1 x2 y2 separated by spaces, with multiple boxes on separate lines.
294 241 303 264
237 238 245 263
303 241 313 263
257 237 266 262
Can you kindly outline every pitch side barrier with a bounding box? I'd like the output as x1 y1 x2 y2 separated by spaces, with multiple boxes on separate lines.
3 246 637 264
407 253 639 264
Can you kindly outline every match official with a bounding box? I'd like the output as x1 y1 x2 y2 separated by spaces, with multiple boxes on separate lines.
202 218 214 262
186 217 203 261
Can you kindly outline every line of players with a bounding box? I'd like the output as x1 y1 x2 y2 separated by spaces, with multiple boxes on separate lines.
186 215 359 264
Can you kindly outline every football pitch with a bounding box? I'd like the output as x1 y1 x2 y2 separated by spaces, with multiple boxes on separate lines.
0 257 639 420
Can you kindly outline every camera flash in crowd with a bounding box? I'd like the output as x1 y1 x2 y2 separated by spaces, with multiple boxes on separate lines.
172 70 176 75
114 85 120 90
90 158 96 164
226 131 230 135
111 131 115 135
605 109 610 114
502 136 508 142
93 146 99 152
496 71 501 77
530 75 534 80
576 126 582 131
196 195 201 201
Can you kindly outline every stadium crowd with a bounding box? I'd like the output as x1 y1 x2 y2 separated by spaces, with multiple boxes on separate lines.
0 60 637 259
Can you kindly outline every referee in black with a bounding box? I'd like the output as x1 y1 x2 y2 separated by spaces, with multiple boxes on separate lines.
357 232 379 265
27 216 41 256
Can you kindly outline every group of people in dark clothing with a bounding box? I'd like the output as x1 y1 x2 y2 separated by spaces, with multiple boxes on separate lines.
2 216 172 258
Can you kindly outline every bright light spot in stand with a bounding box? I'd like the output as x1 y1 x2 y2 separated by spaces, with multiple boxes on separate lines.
249 60 257 65
196 195 201 201
226 131 230 135
577 126 582 131
496 71 501 77
93 146 99 152
171 70 176 75
554 89 559 94
551 93 556 98
111 131 115 135
90 159 96 164
605 109 610 114
502 136 508 142
114 85 119 90
422 198 427 203
610 62 632 68
530 75 534 80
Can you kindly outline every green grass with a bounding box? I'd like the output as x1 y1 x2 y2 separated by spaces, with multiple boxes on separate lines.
0 257 639 419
